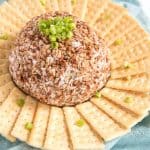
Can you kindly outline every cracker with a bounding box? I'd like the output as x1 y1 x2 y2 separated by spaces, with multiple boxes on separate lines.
71 0 88 20
0 40 13 49
0 81 15 104
0 59 8 65
101 88 150 116
0 50 10 59
111 57 150 79
2 2 29 22
110 40 150 69
0 73 11 87
110 26 149 54
85 0 110 26
8 0 38 19
58 0 72 13
107 73 150 93
25 0 46 16
91 97 142 128
105 15 138 45
11 96 37 142
63 107 104 149
0 20 19 37
0 63 9 75
76 102 129 141
0 88 26 142
0 2 26 27
28 102 50 148
43 107 70 150
95 3 126 37
49 0 59 11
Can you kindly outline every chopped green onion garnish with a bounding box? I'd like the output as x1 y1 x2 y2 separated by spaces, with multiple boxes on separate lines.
123 61 134 69
17 98 25 107
39 0 46 6
124 97 133 104
113 39 123 46
71 0 77 5
0 34 9 40
38 16 76 49
94 91 101 98
25 122 33 130
75 119 85 127
103 14 111 20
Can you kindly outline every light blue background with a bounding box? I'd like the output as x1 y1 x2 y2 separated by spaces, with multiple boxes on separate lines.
0 0 150 149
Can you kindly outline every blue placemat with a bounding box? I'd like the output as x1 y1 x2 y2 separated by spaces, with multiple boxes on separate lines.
0 0 150 150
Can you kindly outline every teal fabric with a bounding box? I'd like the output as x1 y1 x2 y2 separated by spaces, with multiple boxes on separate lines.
0 0 150 149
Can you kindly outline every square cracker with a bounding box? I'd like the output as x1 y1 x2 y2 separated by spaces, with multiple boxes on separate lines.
110 26 149 55
49 0 59 11
76 102 129 141
0 81 15 104
71 0 88 20
85 0 110 26
0 49 10 59
0 73 11 87
104 14 138 45
43 107 70 150
101 88 150 116
110 40 150 69
28 102 50 148
0 63 9 76
0 59 8 65
111 57 150 79
0 1 26 27
63 107 104 149
58 0 72 13
106 73 150 93
0 88 26 142
11 96 37 142
0 40 13 49
91 97 144 129
95 3 126 37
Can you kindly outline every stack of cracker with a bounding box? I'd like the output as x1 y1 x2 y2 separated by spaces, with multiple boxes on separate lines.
0 0 149 149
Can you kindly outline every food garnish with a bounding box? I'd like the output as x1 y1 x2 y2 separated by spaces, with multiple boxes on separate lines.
0 33 9 40
17 98 25 107
38 16 76 49
39 0 46 6
123 61 134 69
71 0 77 5
124 97 133 104
94 91 101 98
113 39 123 46
75 119 85 127
25 122 33 130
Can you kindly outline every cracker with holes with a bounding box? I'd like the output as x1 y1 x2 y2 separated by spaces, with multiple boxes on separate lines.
95 3 126 37
101 88 150 116
111 57 150 79
76 102 129 141
85 0 110 26
71 0 88 20
11 96 37 142
107 74 150 92
44 107 70 150
110 40 150 69
63 107 104 149
0 88 26 141
28 103 50 148
0 73 11 86
0 81 15 103
105 15 138 45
